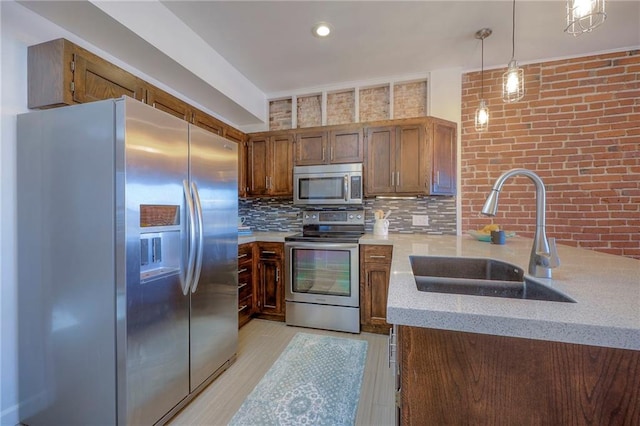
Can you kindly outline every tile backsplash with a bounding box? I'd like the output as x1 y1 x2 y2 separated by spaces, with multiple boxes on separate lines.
239 196 456 234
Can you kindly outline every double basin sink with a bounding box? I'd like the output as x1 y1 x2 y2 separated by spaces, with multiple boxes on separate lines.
410 256 575 303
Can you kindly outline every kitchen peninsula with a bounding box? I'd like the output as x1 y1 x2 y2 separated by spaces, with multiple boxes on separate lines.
243 231 640 424
361 233 639 425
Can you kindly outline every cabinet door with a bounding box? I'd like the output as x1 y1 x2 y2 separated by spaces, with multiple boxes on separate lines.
365 126 396 195
191 109 224 135
247 136 269 195
269 134 294 196
258 258 282 316
363 263 391 327
329 127 364 163
360 245 393 333
146 87 190 121
295 130 327 165
73 53 145 104
430 121 457 195
224 127 245 144
395 124 426 193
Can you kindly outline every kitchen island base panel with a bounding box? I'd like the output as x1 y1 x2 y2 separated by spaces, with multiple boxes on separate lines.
399 326 640 425
286 301 360 334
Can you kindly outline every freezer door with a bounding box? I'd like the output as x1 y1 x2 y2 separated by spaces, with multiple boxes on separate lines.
122 98 190 425
189 125 239 390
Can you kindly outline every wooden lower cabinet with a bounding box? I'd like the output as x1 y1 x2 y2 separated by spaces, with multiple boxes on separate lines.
360 244 393 334
255 242 285 321
398 326 640 425
237 243 255 328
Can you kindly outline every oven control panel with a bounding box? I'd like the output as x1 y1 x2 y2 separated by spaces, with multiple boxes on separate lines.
302 209 365 225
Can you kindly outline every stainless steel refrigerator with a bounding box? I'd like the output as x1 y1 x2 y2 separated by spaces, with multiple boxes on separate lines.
16 97 238 425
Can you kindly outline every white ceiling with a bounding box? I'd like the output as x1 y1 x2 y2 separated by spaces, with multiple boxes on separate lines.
162 1 640 94
13 0 640 127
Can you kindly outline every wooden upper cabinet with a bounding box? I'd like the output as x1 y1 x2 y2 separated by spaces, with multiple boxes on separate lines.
72 53 146 104
269 134 294 196
366 124 427 195
146 87 190 121
224 126 245 144
27 39 247 157
246 133 293 197
430 119 457 195
294 125 363 165
365 118 456 197
294 130 328 165
191 108 224 135
329 126 364 163
27 38 145 109
395 124 426 193
365 126 395 195
247 135 269 196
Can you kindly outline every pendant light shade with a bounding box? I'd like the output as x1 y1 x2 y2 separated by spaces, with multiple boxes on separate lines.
503 60 525 103
565 0 606 35
475 99 490 132
475 28 491 133
502 0 525 103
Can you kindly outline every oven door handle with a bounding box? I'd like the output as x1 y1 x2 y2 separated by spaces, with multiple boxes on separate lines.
285 242 359 250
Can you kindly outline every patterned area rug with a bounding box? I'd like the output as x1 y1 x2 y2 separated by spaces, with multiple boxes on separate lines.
229 332 368 426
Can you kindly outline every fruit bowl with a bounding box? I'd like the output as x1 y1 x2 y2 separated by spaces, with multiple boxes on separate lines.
468 230 516 242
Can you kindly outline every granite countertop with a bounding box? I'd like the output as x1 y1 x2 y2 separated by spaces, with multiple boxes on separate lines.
360 233 640 351
238 231 295 244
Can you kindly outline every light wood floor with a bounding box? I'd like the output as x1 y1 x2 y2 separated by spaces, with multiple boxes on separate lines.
169 319 396 425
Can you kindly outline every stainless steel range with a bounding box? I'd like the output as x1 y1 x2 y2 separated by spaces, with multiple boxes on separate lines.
285 210 365 333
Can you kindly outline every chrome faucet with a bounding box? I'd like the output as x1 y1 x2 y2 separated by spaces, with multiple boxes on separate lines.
481 168 560 278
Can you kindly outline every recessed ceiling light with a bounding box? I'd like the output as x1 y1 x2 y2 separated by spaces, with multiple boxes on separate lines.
312 22 332 38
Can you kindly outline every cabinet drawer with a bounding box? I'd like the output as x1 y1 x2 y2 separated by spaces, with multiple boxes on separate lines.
238 243 253 262
362 244 393 263
238 277 252 300
258 242 283 259
238 295 252 326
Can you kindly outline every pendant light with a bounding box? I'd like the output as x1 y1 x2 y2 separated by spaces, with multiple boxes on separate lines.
475 28 491 132
502 0 524 103
565 0 606 36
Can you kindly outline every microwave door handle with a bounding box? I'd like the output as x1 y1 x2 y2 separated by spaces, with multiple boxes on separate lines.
344 175 349 202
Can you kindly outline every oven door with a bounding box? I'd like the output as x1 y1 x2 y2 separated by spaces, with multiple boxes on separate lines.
285 242 359 307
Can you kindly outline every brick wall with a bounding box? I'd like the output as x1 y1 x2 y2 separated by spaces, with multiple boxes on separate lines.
327 90 355 125
461 50 640 259
359 86 390 122
269 99 292 131
394 81 427 118
297 95 322 128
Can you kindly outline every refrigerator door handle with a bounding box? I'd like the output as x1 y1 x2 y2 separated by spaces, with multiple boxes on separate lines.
183 179 197 295
190 181 205 293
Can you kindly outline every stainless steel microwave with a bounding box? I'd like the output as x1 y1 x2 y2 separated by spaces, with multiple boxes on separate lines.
293 163 363 205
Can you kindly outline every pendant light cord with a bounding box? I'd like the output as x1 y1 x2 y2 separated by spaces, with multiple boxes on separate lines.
481 36 484 99
511 0 516 61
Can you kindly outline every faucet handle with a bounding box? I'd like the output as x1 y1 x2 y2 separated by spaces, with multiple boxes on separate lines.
548 237 560 268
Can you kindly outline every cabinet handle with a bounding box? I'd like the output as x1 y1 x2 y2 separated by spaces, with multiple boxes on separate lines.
238 304 248 312
238 282 248 289
238 268 248 274
322 147 326 161
265 176 269 189
397 171 400 187
369 255 387 259
238 253 248 259
436 171 441 186
262 250 276 255
276 267 280 282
